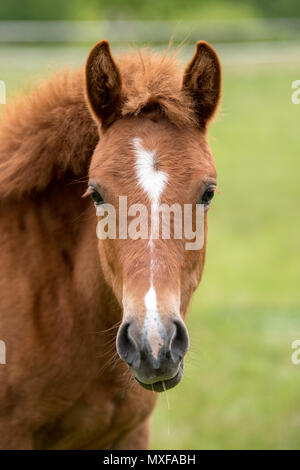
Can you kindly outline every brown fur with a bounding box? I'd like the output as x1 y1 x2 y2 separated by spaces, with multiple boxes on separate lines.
0 41 221 449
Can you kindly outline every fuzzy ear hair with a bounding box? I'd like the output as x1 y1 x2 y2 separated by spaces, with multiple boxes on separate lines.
183 41 222 128
85 40 122 129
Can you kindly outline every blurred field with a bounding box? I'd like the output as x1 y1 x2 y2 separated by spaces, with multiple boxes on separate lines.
152 61 300 449
1 46 300 449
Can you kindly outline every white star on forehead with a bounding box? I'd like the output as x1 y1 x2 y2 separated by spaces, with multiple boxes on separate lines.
133 137 168 205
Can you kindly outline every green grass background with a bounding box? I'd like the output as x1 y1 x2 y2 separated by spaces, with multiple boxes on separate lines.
152 62 300 449
1 50 300 450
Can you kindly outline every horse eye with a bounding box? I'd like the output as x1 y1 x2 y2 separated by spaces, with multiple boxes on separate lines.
91 189 104 205
200 187 215 205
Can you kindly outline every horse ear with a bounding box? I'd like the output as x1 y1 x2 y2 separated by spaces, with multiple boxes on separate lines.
85 40 122 129
183 41 221 128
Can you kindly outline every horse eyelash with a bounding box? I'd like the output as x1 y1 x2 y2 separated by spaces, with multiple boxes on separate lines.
82 187 92 198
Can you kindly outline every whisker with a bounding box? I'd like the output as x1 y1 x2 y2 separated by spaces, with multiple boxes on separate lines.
71 205 95 225
95 321 122 334
97 351 121 377
66 176 90 186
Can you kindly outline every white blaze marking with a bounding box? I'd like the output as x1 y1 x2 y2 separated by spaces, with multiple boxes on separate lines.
133 137 168 206
133 137 168 358
144 284 163 358
144 284 158 312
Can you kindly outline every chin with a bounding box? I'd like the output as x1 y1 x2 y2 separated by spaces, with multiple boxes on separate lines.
134 363 184 393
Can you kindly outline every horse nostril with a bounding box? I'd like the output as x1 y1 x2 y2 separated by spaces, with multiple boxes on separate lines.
170 319 189 362
116 321 140 368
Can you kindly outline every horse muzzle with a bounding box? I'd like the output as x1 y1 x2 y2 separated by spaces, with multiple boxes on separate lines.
116 315 189 392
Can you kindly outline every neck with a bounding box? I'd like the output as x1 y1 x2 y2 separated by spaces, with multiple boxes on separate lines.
0 67 123 346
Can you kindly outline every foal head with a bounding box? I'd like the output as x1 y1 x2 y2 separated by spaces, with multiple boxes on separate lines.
85 40 221 392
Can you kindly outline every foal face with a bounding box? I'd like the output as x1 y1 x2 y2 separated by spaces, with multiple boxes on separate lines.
89 118 216 391
85 40 221 391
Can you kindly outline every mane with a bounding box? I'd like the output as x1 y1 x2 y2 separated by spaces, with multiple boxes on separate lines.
0 48 196 200
0 70 98 200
